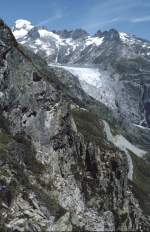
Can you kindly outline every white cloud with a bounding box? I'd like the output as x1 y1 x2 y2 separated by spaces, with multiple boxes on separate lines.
37 11 63 26
84 18 120 30
131 16 150 23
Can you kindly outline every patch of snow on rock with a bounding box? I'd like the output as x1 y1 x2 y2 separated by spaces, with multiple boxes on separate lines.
65 38 78 51
133 124 150 131
119 32 130 43
0 92 4 98
39 29 59 39
86 36 104 46
35 39 43 46
38 29 65 46
103 120 147 180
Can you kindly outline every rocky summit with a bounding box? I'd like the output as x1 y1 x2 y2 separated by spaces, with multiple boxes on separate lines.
0 18 150 231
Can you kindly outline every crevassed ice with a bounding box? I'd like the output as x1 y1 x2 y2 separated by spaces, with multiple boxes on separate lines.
62 66 102 88
49 65 117 110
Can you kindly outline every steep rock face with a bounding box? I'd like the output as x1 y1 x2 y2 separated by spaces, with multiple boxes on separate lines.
0 21 150 231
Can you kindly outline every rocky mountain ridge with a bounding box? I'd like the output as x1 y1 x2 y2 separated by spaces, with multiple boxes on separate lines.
12 19 150 130
12 19 150 64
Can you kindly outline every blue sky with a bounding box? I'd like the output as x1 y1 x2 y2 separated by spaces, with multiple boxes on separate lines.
1 0 150 40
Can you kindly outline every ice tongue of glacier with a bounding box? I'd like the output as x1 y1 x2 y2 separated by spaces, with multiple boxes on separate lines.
50 64 118 111
61 66 102 88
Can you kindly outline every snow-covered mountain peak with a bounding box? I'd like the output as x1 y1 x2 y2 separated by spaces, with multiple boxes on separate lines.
14 19 33 30
12 19 150 66
119 31 149 47
13 19 34 39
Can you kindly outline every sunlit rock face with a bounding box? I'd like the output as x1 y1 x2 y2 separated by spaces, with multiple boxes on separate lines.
0 20 149 231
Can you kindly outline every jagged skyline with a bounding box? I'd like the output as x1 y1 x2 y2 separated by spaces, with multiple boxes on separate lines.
1 0 150 40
